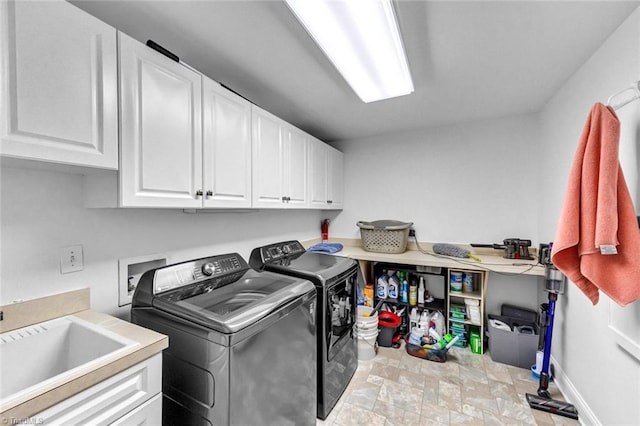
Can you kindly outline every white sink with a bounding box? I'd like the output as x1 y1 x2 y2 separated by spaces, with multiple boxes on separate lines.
0 315 138 407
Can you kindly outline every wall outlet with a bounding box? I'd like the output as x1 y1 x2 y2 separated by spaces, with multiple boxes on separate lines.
60 245 84 274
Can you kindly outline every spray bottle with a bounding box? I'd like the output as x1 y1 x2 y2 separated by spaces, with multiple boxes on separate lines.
418 276 426 304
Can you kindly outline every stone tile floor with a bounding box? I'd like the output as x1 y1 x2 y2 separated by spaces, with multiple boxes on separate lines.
318 343 581 425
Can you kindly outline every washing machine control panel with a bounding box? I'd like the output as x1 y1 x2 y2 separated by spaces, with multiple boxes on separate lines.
260 241 305 263
153 254 246 295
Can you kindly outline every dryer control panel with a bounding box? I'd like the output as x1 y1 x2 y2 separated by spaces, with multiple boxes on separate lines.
250 240 305 265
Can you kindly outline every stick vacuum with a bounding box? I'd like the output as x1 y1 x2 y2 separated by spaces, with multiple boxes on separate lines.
526 259 579 420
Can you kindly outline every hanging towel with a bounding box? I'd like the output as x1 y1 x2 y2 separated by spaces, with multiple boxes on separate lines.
551 103 640 307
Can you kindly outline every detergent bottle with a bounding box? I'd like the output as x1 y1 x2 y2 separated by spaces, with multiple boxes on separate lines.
376 274 388 299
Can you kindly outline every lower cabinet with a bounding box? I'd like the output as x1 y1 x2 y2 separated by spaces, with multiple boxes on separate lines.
369 262 488 354
371 262 448 340
32 354 162 425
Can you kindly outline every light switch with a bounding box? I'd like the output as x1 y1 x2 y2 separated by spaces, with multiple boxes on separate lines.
60 245 84 274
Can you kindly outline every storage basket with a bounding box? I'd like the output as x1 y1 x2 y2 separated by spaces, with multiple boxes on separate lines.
357 220 413 254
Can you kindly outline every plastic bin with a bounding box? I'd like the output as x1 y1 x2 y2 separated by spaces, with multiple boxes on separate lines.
357 220 413 254
488 304 538 368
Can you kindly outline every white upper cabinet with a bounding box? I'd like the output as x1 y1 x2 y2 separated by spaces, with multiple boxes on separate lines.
284 127 308 207
252 105 308 208
308 139 344 210
0 0 118 169
118 32 203 208
202 78 252 208
327 145 344 209
308 137 328 208
252 106 284 207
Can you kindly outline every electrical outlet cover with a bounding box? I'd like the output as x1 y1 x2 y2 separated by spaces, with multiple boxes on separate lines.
61 245 83 274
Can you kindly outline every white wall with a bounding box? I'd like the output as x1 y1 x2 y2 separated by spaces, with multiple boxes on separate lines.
331 114 543 314
537 7 640 426
332 114 540 245
0 166 322 318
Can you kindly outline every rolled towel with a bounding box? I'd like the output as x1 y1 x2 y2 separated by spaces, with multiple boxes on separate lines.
307 243 343 253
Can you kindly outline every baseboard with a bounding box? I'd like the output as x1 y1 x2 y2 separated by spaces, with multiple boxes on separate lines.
550 354 598 425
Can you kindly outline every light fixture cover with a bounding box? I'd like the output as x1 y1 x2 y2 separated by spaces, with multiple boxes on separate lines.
285 0 414 103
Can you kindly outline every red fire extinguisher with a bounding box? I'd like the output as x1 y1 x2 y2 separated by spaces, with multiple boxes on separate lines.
321 219 330 243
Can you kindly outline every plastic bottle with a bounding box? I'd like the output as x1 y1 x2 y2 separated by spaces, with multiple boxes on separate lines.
364 283 374 307
419 310 430 333
400 279 409 303
418 276 426 304
376 274 388 299
409 307 419 329
409 280 417 305
387 274 399 300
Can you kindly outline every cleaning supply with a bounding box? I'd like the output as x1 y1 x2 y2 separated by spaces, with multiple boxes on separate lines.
450 271 463 292
377 311 401 347
400 278 409 303
463 273 474 292
417 276 425 303
409 307 419 330
409 279 417 305
409 327 423 345
364 283 374 307
418 310 430 334
376 274 388 299
428 329 460 350
433 243 481 262
387 273 399 300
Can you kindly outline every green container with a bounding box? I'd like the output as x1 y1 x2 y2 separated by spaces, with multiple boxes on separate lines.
470 329 482 354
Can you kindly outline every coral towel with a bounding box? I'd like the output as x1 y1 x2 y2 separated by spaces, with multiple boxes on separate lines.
551 103 640 307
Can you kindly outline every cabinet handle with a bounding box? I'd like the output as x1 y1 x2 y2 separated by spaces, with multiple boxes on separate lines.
196 190 203 199
206 190 213 199
327 200 333 204
286 196 291 202
281 196 287 203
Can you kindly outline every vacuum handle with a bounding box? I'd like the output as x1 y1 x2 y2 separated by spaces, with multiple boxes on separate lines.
471 243 504 249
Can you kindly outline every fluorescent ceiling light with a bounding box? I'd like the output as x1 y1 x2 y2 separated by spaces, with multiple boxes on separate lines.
285 0 414 103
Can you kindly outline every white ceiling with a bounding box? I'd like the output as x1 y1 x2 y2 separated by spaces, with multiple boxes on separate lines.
72 0 639 142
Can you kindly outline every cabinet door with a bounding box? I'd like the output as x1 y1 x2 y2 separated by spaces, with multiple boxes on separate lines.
111 393 162 426
202 78 252 208
284 128 308 207
251 106 284 208
119 32 202 208
0 0 117 169
308 138 328 208
327 146 344 209
33 354 162 425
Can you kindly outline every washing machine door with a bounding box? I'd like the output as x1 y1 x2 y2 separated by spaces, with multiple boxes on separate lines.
153 270 314 334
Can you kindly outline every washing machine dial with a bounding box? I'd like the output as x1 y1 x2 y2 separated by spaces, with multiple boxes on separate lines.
201 262 217 276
